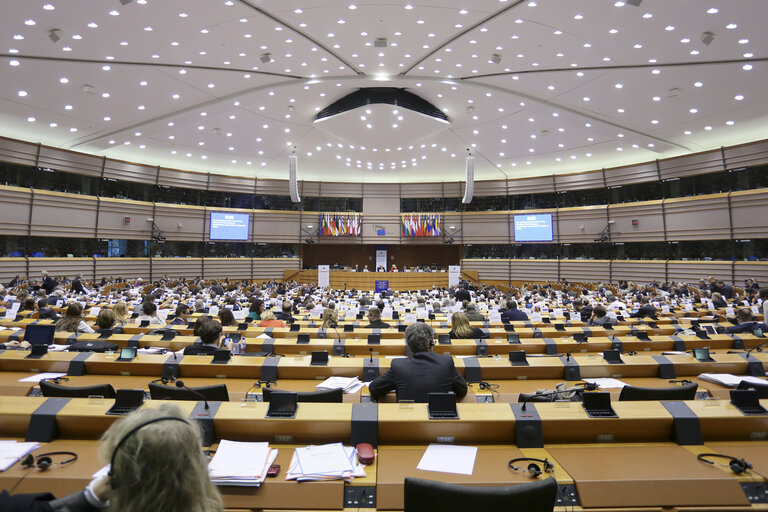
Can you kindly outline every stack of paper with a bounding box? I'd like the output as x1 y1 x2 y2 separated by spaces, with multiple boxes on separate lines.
698 373 768 387
0 441 40 471
208 440 278 487
583 377 628 389
417 444 477 476
316 376 365 394
286 443 366 482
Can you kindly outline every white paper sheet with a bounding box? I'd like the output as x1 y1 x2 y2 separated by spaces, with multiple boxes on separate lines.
416 444 477 476
583 377 629 389
294 443 353 476
0 441 40 471
18 372 67 383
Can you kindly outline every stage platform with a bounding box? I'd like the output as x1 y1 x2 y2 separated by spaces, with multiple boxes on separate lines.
284 269 478 290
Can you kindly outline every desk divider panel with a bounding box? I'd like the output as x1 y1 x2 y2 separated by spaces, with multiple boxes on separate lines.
510 402 543 448
652 354 676 379
661 401 703 445
67 352 91 376
350 402 378 447
463 357 482 383
190 401 219 446
543 338 558 355
261 356 280 382
26 397 70 442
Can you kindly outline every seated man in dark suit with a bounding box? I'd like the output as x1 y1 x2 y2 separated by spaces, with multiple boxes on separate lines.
500 301 529 322
275 300 296 324
183 317 222 355
725 307 768 334
463 302 485 321
364 307 391 329
170 303 190 325
368 322 466 402
630 296 657 318
37 298 60 321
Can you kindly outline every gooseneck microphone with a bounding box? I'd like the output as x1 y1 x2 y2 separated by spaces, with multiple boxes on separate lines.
746 341 768 358
175 380 209 410
369 347 374 363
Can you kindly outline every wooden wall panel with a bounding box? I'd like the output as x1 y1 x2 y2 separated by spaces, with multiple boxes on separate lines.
604 161 659 187
0 136 38 167
37 147 103 177
510 259 559 282
253 210 301 243
730 189 768 239
317 182 364 198
734 262 768 285
508 176 554 195
0 186 32 236
461 212 510 244
30 191 97 238
28 258 94 281
94 258 150 281
151 258 203 280
608 200 665 242
0 258 27 283
658 149 724 180
663 194 731 240
362 183 399 200
443 181 462 197
557 206 608 243
254 258 300 280
157 168 208 190
97 198 154 240
560 260 611 282
102 159 157 184
461 259 509 282
400 182 445 198
724 140 768 170
472 179 507 197
208 174 255 194
255 179 290 195
204 258 252 280
555 169 604 192
154 204 205 242
667 261 733 284
611 260 666 283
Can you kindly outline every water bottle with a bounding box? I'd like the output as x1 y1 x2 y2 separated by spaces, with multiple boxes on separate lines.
240 338 247 355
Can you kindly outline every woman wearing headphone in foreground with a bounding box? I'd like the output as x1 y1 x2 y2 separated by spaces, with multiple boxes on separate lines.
1 404 223 512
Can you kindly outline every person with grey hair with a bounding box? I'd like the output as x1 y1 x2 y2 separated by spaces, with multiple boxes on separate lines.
368 322 467 402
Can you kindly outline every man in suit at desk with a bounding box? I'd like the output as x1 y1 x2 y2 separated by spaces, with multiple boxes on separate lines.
501 301 529 322
368 322 467 402
364 307 391 329
725 307 768 334
183 317 222 355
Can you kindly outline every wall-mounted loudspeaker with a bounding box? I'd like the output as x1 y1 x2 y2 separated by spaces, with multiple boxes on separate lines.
289 152 300 203
462 154 474 204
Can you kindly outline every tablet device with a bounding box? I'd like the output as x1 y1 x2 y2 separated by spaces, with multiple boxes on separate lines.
266 391 298 418
106 389 144 415
582 392 617 418
603 349 623 364
238 322 249 331
437 334 451 345
25 344 48 359
397 324 407 332
730 389 768 416
367 334 381 345
289 323 301 332
116 347 137 362
310 351 329 366
573 333 588 344
554 323 566 332
24 325 56 346
297 333 310 344
161 330 177 341
508 350 528 366
507 333 520 344
427 392 459 420
504 324 516 332
692 347 715 362
344 324 354 332
211 349 231 364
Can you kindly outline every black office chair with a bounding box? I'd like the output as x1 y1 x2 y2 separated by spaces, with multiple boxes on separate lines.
148 382 229 402
262 387 343 403
40 380 116 399
737 379 768 398
618 381 697 401
404 476 557 512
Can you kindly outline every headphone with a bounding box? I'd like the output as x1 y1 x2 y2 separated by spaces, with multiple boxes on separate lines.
42 376 69 384
21 451 78 471
508 457 554 478
108 416 190 489
697 453 753 474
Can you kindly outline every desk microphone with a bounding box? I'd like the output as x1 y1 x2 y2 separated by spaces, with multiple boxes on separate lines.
746 341 768 358
175 380 209 410
161 348 178 360
369 347 374 363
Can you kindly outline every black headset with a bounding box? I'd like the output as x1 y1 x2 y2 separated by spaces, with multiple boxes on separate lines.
108 416 190 489
697 453 753 474
508 457 554 478
21 451 78 471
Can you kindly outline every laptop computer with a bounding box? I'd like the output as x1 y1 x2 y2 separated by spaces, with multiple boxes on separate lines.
692 347 715 362
437 334 451 345
24 325 55 346
290 323 301 332
603 349 623 364
266 391 298 418
116 347 137 362
730 389 768 416
508 350 529 366
582 392 618 418
297 333 310 344
106 389 145 415
367 334 381 345
25 344 48 359
310 351 329 366
427 392 459 420
211 349 231 364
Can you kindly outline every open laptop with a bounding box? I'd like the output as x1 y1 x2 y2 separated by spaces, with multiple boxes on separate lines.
106 389 144 415
266 391 298 418
730 389 768 416
24 324 56 346
692 347 715 362
437 334 451 345
508 350 529 366
310 351 329 366
427 392 459 420
507 333 521 344
116 347 137 362
211 349 231 364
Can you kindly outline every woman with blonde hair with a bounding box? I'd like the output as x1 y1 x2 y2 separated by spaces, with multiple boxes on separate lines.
448 311 486 339
258 309 286 328
321 308 338 329
42 403 223 512
112 301 128 324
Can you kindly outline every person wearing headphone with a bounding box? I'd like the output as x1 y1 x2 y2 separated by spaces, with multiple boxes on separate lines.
368 322 467 402
0 403 224 512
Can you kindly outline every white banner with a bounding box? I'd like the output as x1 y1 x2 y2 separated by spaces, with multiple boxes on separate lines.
318 264 330 288
448 265 461 287
375 250 387 272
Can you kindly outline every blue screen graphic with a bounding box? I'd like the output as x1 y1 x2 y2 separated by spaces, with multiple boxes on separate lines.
209 212 250 241
513 214 553 242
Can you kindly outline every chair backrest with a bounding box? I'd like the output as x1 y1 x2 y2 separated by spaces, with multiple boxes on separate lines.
404 476 557 512
148 382 229 402
40 380 116 399
618 381 697 401
737 379 768 398
262 387 343 403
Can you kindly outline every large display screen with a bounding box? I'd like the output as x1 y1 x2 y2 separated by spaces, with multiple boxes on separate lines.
209 212 250 241
513 213 553 242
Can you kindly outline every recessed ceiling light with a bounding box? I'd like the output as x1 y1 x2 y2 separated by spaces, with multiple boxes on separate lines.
642 13 652 18
87 22 97 28
665 25 675 30
743 64 753 70
43 3 55 10
734 94 744 100
24 19 36 25
706 7 718 14
27 117 35 122
17 90 28 97
9 60 20 67
689 108 698 113
726 23 737 29
738 38 749 44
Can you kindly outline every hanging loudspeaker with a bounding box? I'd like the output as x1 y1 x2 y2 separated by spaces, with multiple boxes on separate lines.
462 154 474 204
289 153 300 203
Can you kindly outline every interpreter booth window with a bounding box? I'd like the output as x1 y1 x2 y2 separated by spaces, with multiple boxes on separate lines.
150 241 201 258
0 162 26 186
611 242 668 260
0 235 28 257
204 242 251 258
511 244 559 259
106 240 148 258
27 237 103 258
100 177 152 202
202 190 231 208
560 243 608 260
731 165 768 191
253 243 299 258
558 188 608 208
156 185 202 206
734 239 768 261
253 194 299 211
17 166 95 196
664 171 731 199
230 192 255 209
510 192 558 210
463 195 508 212
607 181 663 204
400 197 445 213
463 244 509 259
668 240 733 261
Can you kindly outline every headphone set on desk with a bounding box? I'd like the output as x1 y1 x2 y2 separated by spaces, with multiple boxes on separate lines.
697 453 753 474
21 451 78 471
508 457 554 478
41 376 69 384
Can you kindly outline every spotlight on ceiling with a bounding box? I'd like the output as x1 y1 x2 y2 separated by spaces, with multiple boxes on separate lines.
489 53 502 64
260 53 273 63
374 38 388 48
48 29 62 43
119 0 133 4
700 31 715 46
625 0 642 5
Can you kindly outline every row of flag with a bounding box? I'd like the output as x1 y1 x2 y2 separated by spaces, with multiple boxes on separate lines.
401 213 442 237
321 213 362 236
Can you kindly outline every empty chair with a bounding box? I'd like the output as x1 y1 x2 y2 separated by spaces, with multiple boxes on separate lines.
262 387 343 403
40 380 116 399
618 381 697 401
737 379 768 398
404 476 557 512
148 382 229 402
